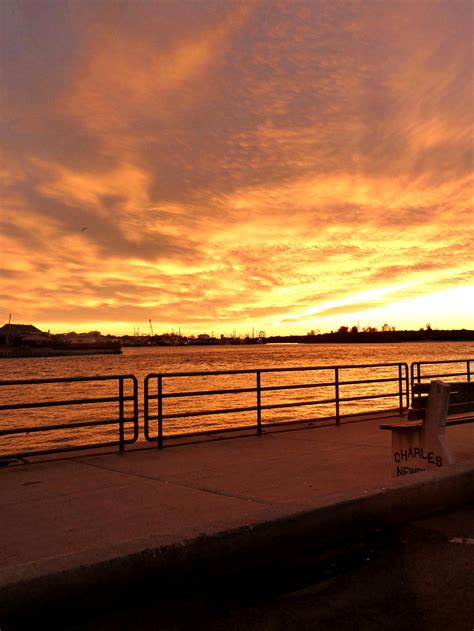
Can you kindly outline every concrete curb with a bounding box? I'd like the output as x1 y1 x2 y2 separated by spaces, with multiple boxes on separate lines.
2 460 473 619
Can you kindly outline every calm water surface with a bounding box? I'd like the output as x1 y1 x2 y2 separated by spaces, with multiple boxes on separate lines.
3 340 474 378
1 342 473 455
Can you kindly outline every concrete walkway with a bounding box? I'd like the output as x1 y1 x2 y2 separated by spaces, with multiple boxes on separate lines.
1 414 473 617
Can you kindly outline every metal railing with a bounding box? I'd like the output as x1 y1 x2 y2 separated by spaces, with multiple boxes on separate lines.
2 359 471 460
0 374 138 460
144 362 409 447
410 359 473 394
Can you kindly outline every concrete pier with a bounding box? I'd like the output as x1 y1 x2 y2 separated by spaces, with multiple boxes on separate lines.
0 413 472 618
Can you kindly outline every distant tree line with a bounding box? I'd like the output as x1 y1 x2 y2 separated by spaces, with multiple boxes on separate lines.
266 325 474 344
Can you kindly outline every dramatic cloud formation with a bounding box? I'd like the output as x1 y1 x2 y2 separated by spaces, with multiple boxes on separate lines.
1 0 473 335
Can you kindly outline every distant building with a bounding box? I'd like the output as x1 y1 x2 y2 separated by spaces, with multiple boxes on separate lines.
1 323 43 336
59 333 99 345
0 323 51 346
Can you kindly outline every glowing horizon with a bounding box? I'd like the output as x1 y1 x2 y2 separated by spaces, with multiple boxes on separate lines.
1 1 473 337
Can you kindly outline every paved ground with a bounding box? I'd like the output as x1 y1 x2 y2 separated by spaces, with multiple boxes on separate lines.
0 413 473 626
0 414 398 578
61 504 472 631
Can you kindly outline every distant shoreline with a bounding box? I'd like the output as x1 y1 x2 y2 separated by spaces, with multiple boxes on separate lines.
265 329 474 345
126 330 474 347
0 347 121 358
2 328 473 353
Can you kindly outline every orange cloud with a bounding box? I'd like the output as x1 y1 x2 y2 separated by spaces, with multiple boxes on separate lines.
59 2 255 147
1 0 472 335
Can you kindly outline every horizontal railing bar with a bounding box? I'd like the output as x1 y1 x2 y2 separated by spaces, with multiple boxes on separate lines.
0 437 137 460
147 407 403 442
338 392 401 403
152 391 403 421
260 398 336 411
148 370 260 378
338 377 402 386
146 377 405 401
414 371 469 380
148 382 336 401
157 386 258 399
0 417 137 436
147 380 407 404
0 395 134 411
161 405 258 419
151 423 259 440
0 374 135 386
149 413 358 441
261 392 401 409
260 407 402 426
262 381 333 392
146 362 407 379
152 418 328 441
412 360 473 366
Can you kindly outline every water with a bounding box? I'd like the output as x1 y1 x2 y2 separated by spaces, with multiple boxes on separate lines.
1 342 473 456
3 340 474 380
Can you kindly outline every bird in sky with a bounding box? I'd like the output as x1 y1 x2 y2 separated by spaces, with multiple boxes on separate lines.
81 227 87 232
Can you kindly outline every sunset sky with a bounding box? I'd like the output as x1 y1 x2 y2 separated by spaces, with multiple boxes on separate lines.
1 0 473 337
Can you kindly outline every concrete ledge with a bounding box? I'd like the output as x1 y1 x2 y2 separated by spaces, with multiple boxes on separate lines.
2 460 472 619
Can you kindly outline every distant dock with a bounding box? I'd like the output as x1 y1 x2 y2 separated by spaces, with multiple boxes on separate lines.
0 347 122 358
0 323 122 357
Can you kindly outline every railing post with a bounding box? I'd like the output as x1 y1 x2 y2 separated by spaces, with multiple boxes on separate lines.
144 376 149 441
467 360 471 382
118 377 124 454
410 362 418 397
256 370 262 435
335 367 340 425
404 364 409 410
398 364 403 416
131 375 139 443
158 375 163 449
